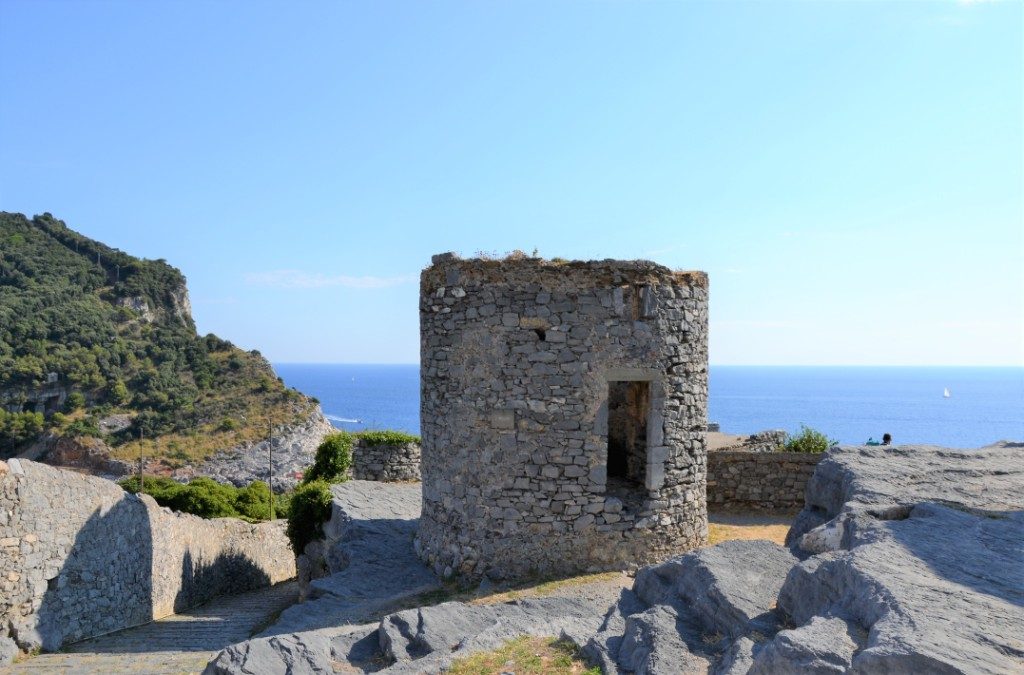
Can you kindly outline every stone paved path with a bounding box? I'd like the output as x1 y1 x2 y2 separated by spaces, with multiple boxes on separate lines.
5 581 298 675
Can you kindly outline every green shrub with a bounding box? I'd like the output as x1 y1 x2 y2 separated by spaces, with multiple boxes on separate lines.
0 410 46 451
117 475 278 521
303 432 353 484
66 416 100 437
219 417 240 432
782 425 837 454
65 392 86 411
109 380 131 405
356 430 421 446
235 480 272 520
285 480 333 553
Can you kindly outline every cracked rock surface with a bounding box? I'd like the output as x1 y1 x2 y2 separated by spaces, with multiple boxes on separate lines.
591 443 1024 674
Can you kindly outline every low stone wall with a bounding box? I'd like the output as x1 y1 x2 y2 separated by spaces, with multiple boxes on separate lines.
0 458 294 653
706 450 823 510
351 440 421 482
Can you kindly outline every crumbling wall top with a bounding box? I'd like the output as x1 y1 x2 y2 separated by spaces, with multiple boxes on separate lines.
424 252 707 289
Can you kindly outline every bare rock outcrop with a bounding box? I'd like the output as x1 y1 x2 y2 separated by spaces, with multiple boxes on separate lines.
189 410 335 490
589 443 1023 674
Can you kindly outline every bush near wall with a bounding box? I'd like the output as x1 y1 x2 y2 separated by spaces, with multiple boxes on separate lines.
302 432 354 484
119 476 284 521
285 480 333 554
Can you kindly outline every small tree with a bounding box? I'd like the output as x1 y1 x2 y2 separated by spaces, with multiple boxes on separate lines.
303 432 353 484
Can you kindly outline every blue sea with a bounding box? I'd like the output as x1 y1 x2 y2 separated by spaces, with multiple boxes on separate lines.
274 364 1024 449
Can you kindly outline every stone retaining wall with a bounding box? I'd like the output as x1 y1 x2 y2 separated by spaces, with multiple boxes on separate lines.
706 450 823 510
351 440 421 482
0 458 294 653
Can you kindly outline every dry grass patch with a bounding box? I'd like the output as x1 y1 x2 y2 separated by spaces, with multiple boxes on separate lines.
447 636 599 675
471 571 625 605
707 512 794 546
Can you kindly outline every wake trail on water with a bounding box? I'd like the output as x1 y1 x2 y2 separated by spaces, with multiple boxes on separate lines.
325 414 361 424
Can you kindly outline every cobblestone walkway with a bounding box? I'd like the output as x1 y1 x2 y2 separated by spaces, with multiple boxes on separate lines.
5 581 298 675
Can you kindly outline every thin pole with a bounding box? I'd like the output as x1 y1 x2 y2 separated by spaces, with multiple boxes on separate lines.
137 428 144 494
268 419 274 521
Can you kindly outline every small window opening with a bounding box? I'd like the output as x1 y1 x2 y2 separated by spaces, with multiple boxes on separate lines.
607 381 650 493
534 328 546 341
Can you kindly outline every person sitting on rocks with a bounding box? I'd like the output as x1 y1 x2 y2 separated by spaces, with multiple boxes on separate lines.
866 437 880 446
882 433 892 446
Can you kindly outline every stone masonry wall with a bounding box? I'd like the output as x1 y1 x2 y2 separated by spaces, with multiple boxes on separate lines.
0 458 294 652
351 440 421 482
706 451 823 510
418 254 709 580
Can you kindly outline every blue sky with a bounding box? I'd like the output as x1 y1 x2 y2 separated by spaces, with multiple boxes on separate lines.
1 1 1020 365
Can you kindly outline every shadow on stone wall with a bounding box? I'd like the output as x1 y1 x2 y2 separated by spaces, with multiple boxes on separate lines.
29 496 153 651
28 498 275 653
173 550 272 613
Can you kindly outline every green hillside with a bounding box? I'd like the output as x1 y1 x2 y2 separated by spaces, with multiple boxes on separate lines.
0 212 315 461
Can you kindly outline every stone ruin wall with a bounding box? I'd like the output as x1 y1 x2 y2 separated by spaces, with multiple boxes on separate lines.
351 439 421 482
706 451 824 511
418 254 709 580
0 458 294 653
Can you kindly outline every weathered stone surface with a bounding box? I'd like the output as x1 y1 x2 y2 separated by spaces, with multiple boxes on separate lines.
378 594 617 674
781 502 1024 674
204 630 338 675
418 256 710 581
635 540 795 639
787 442 1023 544
582 443 1024 675
12 581 298 675
707 450 822 511
208 541 628 675
0 459 294 652
748 616 863 674
617 605 711 675
293 481 436 610
673 540 795 639
712 637 756 675
351 439 420 482
0 635 17 666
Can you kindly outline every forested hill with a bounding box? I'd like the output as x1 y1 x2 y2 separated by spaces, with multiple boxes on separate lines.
0 212 315 461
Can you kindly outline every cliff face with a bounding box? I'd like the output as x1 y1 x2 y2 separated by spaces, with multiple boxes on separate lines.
187 409 335 490
0 212 323 481
115 281 191 326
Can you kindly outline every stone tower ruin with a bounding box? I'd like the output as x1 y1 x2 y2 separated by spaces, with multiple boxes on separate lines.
417 253 709 580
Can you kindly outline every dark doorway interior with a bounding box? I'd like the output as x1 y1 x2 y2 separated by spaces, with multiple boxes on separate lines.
607 380 650 489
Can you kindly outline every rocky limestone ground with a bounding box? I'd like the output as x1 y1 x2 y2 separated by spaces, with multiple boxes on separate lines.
205 443 1023 674
587 442 1023 674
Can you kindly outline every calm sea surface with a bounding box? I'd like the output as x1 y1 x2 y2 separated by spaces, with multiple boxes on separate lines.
274 364 1024 449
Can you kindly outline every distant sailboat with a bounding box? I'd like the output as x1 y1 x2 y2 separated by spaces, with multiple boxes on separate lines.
943 387 951 398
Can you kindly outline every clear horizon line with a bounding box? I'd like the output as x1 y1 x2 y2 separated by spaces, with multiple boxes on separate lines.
271 361 1024 368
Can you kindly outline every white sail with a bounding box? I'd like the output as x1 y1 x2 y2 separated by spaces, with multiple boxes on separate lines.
943 387 951 398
